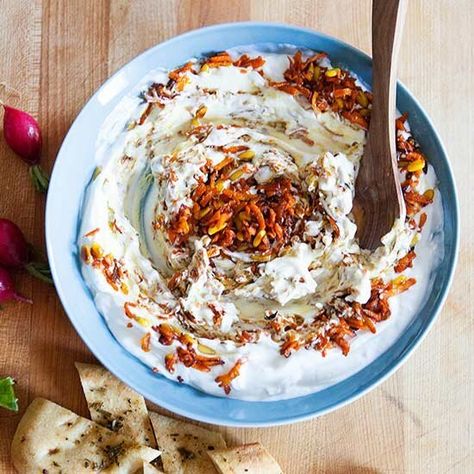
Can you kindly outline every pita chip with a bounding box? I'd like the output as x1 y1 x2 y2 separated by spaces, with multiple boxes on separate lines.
75 362 156 448
143 461 165 473
149 412 226 473
11 398 160 473
102 446 160 473
208 443 283 474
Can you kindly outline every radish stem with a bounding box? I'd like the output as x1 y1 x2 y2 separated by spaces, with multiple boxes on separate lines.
29 165 49 193
25 262 53 284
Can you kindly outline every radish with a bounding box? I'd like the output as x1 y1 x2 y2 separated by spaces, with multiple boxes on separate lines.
0 218 28 267
1 101 49 193
0 218 52 284
0 266 31 304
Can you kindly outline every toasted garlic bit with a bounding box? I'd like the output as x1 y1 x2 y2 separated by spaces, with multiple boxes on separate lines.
90 242 103 259
238 150 255 160
407 159 425 172
424 189 435 200
195 105 208 118
325 67 340 78
140 333 151 352
81 245 92 264
198 343 217 355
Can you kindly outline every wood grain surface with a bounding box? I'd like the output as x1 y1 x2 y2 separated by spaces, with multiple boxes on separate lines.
0 1 472 473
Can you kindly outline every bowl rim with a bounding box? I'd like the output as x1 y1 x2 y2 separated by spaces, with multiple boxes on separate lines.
45 21 460 427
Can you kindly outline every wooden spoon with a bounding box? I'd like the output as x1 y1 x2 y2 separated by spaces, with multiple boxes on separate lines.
354 0 408 250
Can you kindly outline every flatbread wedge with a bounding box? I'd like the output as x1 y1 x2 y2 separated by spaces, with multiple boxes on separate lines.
75 361 156 448
102 446 161 473
143 461 165 473
149 412 226 473
11 398 160 473
208 442 283 474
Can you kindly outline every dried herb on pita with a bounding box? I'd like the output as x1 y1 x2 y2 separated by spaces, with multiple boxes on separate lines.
11 398 160 473
208 443 283 474
75 362 156 448
149 412 226 474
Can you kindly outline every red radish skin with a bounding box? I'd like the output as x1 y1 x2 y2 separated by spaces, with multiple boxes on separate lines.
1 102 49 193
0 218 29 268
0 218 52 284
1 103 41 165
0 266 32 304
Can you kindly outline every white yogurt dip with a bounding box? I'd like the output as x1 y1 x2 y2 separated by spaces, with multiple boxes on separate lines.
79 46 443 400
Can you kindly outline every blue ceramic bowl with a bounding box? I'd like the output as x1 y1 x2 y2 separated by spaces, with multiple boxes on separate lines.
46 22 459 427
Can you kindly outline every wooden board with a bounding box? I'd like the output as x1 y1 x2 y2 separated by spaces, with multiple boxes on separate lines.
0 1 472 472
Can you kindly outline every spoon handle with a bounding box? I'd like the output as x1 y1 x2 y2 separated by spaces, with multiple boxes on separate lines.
369 0 408 156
